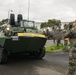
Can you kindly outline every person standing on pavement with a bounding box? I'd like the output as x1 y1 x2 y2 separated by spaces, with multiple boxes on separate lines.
65 20 76 75
63 25 69 51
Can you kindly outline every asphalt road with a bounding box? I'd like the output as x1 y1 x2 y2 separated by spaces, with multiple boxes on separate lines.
0 40 75 75
0 52 69 75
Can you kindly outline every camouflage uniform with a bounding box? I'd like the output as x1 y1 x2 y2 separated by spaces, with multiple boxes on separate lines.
67 42 76 75
63 30 69 51
66 27 76 75
53 29 63 46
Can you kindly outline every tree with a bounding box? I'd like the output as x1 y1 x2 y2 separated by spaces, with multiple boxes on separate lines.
0 18 8 25
48 19 61 30
68 22 73 29
64 24 68 30
63 22 73 30
41 22 48 28
41 19 61 29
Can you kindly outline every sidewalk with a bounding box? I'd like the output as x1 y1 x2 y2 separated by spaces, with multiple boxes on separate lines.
36 66 65 75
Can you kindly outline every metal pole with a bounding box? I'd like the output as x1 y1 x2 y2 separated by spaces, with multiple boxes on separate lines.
19 4 21 14
8 10 9 24
8 10 13 24
27 0 30 20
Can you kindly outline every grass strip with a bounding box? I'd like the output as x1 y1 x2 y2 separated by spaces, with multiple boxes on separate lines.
46 44 64 52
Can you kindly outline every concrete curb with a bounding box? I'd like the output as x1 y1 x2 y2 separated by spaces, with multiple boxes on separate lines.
46 49 63 53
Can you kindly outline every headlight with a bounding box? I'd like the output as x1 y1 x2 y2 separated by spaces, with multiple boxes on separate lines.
4 27 11 36
6 27 10 31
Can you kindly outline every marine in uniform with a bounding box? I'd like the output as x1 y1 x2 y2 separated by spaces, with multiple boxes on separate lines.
65 21 76 75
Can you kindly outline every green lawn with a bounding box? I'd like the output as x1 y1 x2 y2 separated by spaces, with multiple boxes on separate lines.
45 44 64 52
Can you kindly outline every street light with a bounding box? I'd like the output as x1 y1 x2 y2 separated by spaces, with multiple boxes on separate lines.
8 10 13 24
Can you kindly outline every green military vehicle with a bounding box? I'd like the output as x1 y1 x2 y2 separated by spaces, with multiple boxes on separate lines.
0 13 47 64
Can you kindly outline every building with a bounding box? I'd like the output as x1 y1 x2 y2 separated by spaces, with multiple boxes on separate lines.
35 22 41 30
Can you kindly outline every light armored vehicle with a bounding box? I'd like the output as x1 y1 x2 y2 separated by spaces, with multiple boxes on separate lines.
0 14 47 64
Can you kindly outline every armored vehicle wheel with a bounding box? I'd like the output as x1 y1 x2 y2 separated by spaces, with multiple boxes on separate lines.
0 48 8 64
35 47 46 59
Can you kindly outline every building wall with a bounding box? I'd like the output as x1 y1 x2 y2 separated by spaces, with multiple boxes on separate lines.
35 22 41 30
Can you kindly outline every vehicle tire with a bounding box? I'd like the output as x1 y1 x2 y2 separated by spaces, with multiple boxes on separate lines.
0 48 8 64
35 47 46 59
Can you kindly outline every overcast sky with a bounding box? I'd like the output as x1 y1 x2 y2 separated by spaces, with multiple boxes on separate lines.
0 0 76 22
